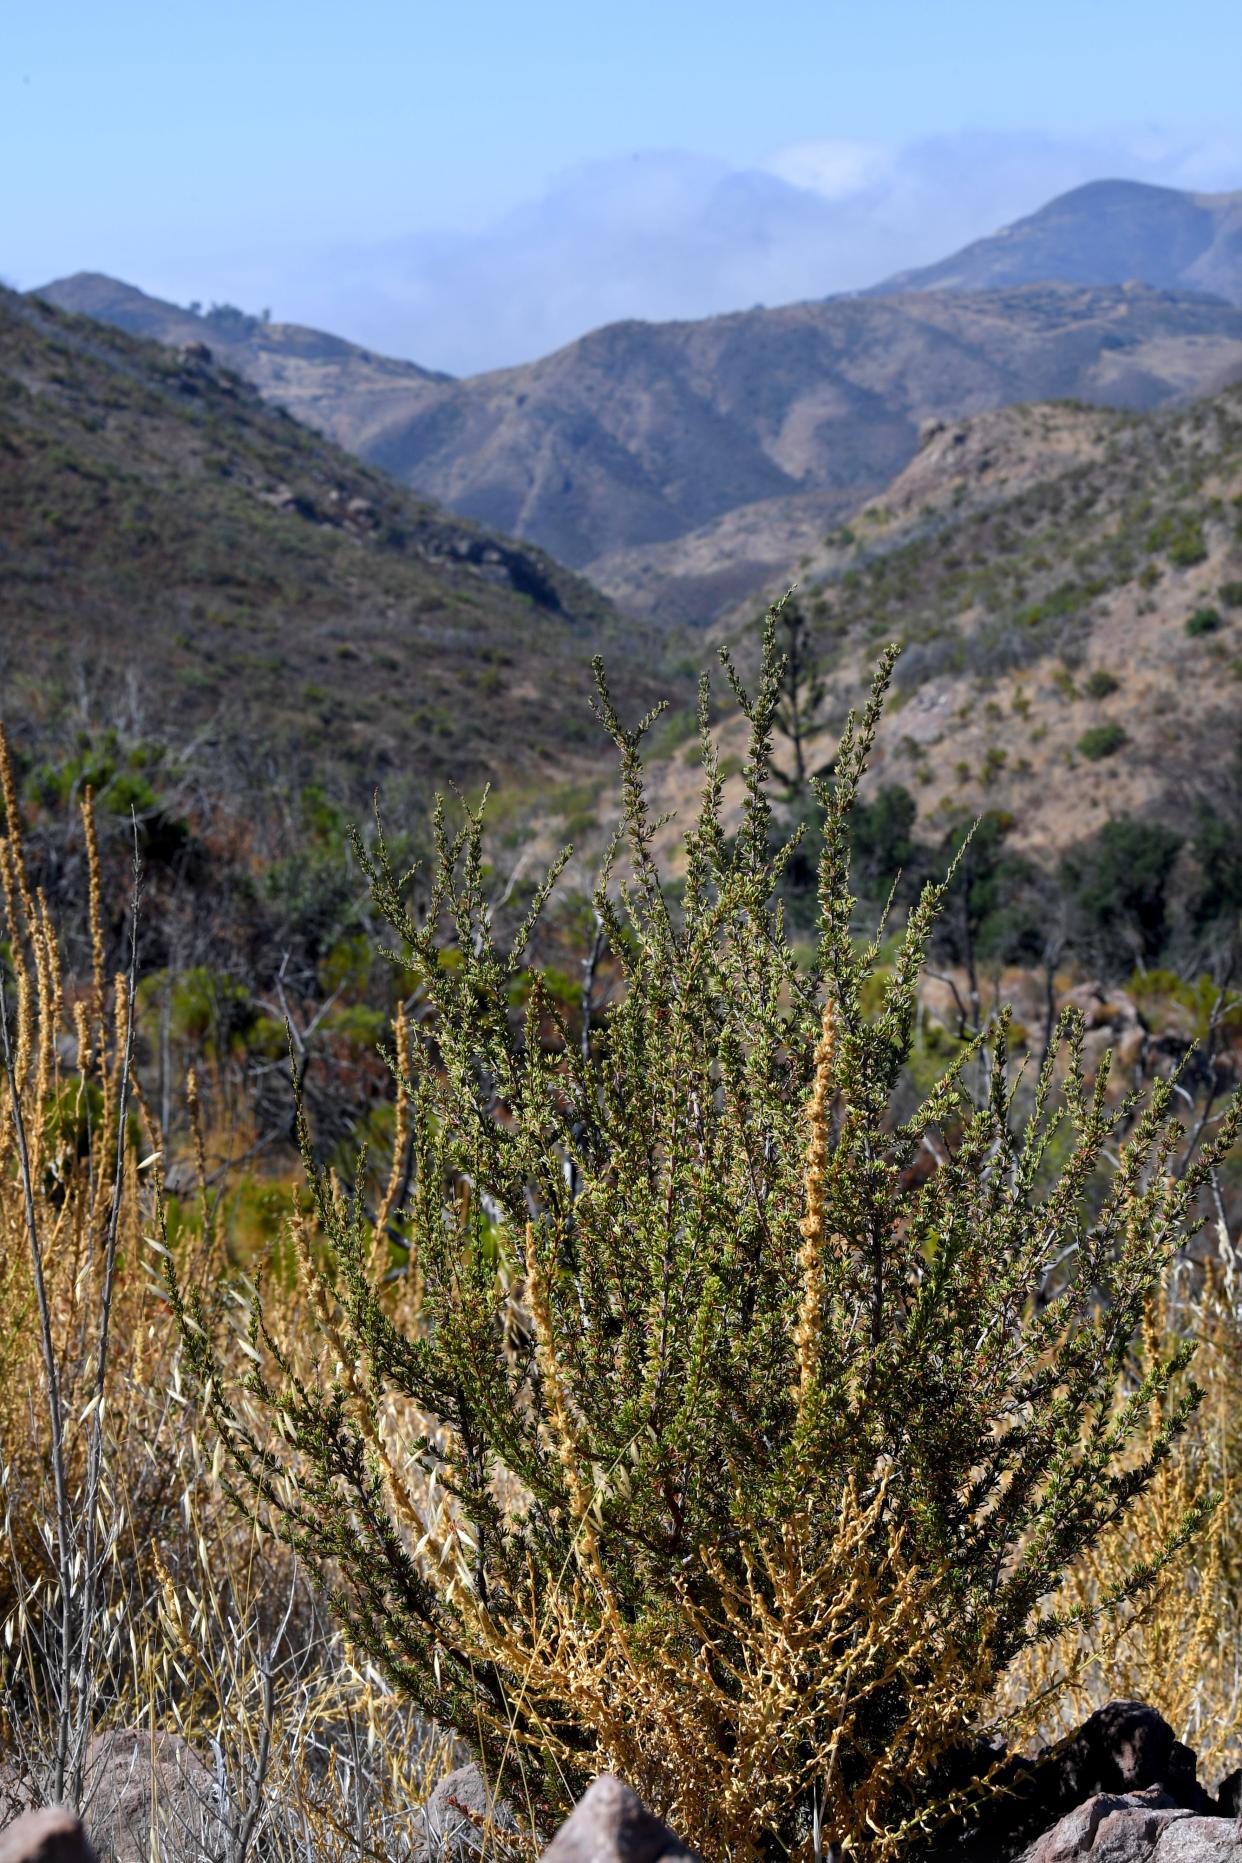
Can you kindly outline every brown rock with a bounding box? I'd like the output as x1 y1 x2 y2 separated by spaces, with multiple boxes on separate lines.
539 1774 701 1863
0 1808 98 1863
1062 982 1144 1038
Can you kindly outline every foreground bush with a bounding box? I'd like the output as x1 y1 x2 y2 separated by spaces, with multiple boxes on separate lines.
175 629 1241 1858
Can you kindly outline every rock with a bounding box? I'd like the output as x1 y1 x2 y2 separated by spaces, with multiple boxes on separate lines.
929 1703 1223 1863
416 1762 517 1860
539 1774 701 1863
1044 1702 1216 1815
1155 1820 1242 1860
1019 1791 1242 1862
1019 1788 1183 1862
178 340 213 364
1062 981 1145 1038
0 1808 98 1863
1061 984 1150 1078
81 1731 218 1863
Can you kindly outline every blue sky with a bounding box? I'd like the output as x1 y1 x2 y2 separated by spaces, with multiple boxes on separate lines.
5 1 1242 371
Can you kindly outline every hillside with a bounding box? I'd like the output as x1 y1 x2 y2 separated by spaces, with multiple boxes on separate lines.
0 287 669 812
875 178 1242 303
650 380 1242 868
38 272 1242 630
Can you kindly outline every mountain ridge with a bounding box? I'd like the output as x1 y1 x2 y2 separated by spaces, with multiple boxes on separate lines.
36 179 1242 627
871 178 1242 303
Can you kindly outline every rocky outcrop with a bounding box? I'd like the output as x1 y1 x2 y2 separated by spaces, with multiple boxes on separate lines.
932 1703 1237 1862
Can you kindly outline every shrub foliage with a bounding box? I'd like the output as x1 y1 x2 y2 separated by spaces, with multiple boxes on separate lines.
174 626 1241 1858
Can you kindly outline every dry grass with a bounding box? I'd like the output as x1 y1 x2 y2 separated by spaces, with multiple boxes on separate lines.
1000 1257 1242 1792
0 738 451 1858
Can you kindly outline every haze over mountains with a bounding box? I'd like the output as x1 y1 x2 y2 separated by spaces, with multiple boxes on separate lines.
36 178 1242 628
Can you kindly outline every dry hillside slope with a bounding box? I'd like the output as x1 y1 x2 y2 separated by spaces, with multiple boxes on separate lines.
656 381 1242 864
0 288 672 808
38 272 1242 629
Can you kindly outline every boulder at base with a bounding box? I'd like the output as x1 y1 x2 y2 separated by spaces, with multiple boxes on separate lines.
0 1808 98 1863
540 1774 701 1863
416 1762 518 1861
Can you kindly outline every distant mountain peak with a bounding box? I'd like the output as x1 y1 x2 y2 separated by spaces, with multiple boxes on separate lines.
871 177 1242 304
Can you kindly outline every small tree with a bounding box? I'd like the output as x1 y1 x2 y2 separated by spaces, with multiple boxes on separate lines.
1062 816 1183 977
174 625 1239 1858
766 592 832 802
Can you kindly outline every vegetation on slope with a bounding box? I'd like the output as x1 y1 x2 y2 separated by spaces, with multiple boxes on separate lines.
38 272 1242 626
0 287 671 803
672 382 1242 897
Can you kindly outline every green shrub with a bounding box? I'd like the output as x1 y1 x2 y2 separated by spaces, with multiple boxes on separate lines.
1219 580 1242 608
1077 721 1128 761
1062 817 1183 974
1083 669 1121 699
1185 607 1223 638
1148 512 1208 568
174 631 1237 1858
1169 529 1208 568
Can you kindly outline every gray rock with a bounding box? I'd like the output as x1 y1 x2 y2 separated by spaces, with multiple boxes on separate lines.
417 1762 518 1860
539 1774 701 1863
0 1808 98 1863
1156 1820 1242 1861
81 1730 219 1863
1019 1788 1241 1863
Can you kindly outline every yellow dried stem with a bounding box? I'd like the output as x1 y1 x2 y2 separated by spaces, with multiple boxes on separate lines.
37 892 63 1096
80 785 106 1040
0 728 35 937
524 1222 593 1524
72 999 92 1085
480 1472 997 1858
369 1007 411 1278
0 834 34 1091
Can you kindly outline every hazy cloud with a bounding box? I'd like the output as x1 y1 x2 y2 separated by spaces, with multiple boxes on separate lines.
200 128 1242 376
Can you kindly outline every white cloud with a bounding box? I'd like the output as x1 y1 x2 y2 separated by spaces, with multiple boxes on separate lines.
763 139 893 200
166 127 1242 376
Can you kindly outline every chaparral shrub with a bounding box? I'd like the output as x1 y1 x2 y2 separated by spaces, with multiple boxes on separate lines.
173 623 1241 1859
1077 720 1128 761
